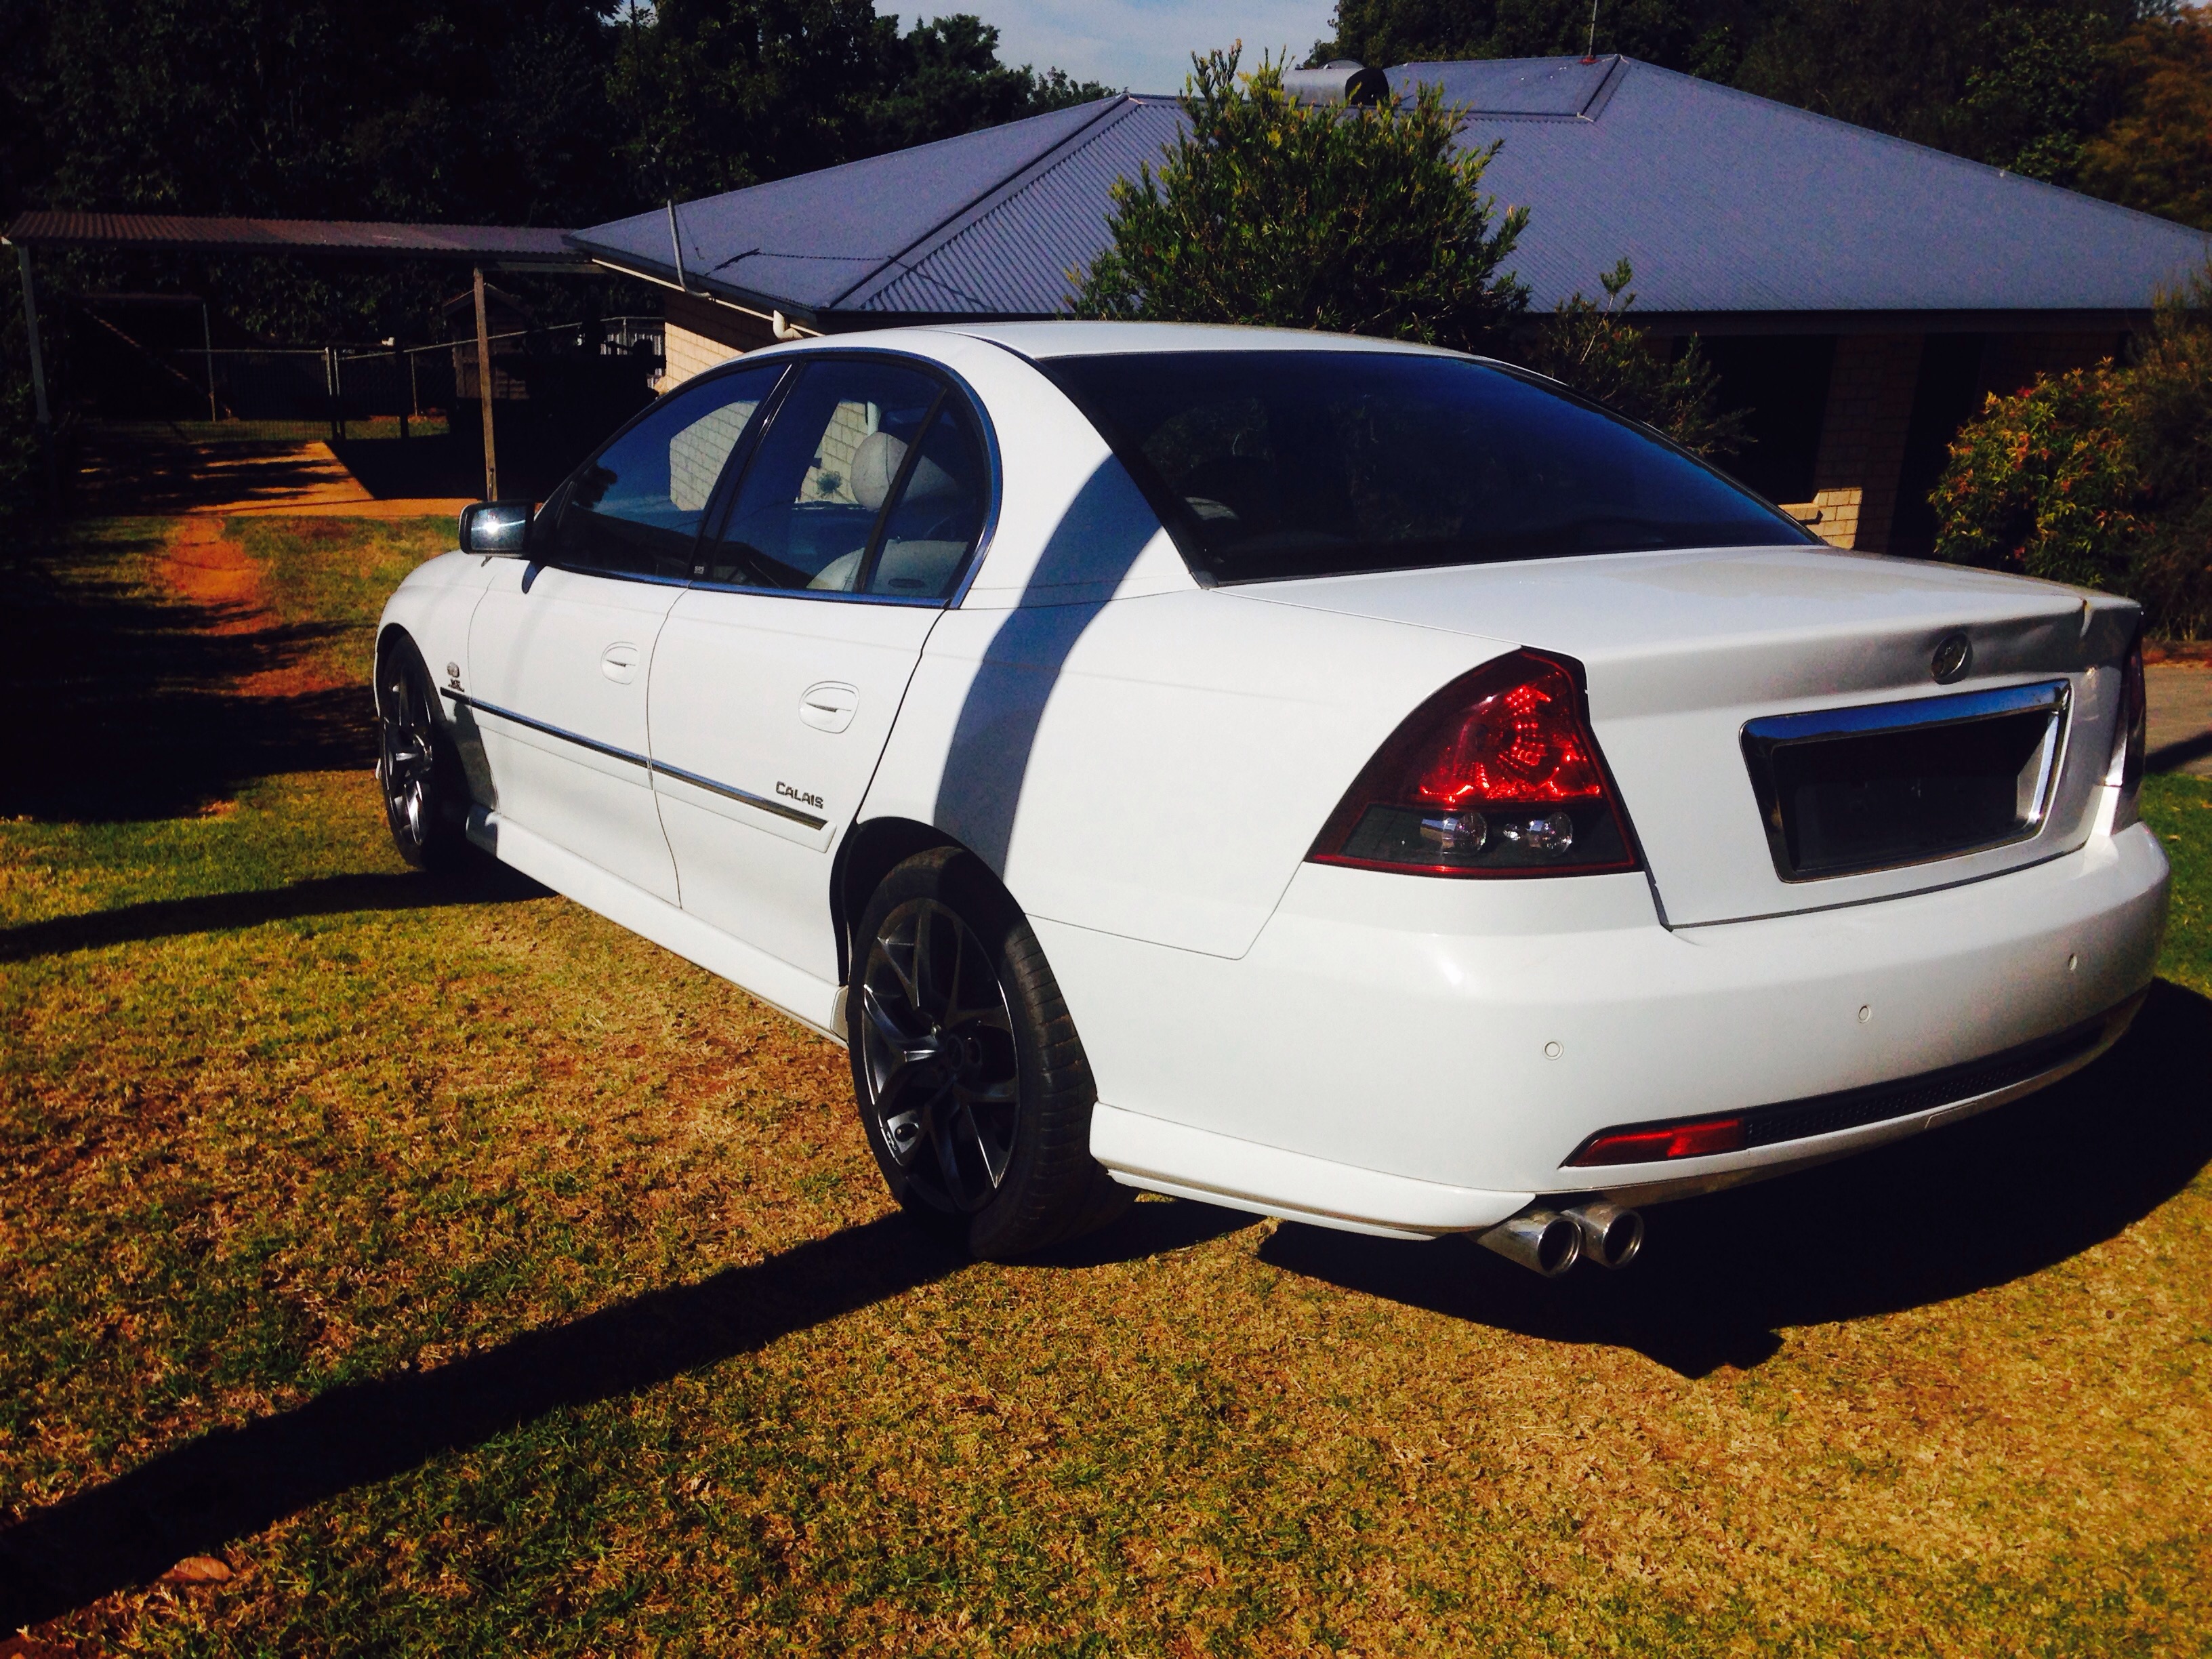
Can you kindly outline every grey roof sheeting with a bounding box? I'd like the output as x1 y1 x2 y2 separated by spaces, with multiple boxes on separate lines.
1399 57 2211 316
5 211 590 267
569 54 2212 325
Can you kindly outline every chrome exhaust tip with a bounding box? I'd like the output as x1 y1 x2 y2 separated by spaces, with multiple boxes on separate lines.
1564 1200 1644 1269
1477 1208 1582 1277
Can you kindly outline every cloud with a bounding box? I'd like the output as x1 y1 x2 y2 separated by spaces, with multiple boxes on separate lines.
971 0 1337 96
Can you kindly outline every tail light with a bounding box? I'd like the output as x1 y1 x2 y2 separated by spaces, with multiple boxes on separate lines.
1308 650 1639 877
2106 628 2146 831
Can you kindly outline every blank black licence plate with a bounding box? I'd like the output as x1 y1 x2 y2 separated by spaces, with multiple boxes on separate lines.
1742 681 2070 881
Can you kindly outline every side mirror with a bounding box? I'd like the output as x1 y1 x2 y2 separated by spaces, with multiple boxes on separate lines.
459 499 535 556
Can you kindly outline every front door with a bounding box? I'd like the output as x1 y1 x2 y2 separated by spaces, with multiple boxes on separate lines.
649 356 994 979
464 364 781 903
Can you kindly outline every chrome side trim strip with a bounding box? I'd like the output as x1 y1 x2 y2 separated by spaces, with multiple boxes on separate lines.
441 687 829 831
443 689 650 769
648 757 828 830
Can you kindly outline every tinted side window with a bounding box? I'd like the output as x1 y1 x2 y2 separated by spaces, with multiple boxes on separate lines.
705 359 945 592
550 365 782 579
858 405 989 598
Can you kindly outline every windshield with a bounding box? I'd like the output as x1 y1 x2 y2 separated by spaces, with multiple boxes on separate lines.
1040 350 1811 583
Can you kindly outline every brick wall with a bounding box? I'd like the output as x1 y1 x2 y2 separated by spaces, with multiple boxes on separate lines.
663 321 743 388
1803 333 1922 552
658 291 782 390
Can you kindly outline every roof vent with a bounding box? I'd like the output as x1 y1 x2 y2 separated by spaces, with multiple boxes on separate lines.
1283 60 1389 108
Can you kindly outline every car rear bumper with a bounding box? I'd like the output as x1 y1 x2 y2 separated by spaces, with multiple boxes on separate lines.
1048 819 2170 1235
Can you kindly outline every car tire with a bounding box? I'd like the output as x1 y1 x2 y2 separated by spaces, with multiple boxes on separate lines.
375 634 474 873
848 847 1132 1260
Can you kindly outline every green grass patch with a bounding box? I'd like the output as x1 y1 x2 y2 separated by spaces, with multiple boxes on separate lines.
3 520 2210 1654
2146 772 2212 996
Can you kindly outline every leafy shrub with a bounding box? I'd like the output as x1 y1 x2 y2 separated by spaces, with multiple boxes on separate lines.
1933 278 2212 636
1074 52 1746 455
1524 258 1746 457
1073 47 1530 350
1932 367 2143 590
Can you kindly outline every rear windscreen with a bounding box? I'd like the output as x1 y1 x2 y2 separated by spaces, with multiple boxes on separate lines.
1040 350 1811 583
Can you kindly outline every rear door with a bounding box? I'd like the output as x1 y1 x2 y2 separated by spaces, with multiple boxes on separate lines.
649 355 991 981
463 365 781 902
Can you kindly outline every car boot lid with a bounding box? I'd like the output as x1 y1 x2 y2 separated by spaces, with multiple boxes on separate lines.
1235 544 2139 926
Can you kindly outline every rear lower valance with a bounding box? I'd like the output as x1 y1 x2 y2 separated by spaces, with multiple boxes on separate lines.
1563 992 2139 1168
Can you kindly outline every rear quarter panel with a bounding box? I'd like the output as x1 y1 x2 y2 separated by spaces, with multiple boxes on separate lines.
864 587 1509 958
861 332 1522 959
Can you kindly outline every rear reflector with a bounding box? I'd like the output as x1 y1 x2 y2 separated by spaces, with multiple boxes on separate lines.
1308 650 1639 878
1568 1117 1748 1167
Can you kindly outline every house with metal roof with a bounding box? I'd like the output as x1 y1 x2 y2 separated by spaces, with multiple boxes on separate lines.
567 54 2212 558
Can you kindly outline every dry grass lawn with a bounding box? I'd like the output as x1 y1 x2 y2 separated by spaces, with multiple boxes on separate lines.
1 515 2209 1655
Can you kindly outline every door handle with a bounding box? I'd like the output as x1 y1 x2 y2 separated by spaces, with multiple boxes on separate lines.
799 680 859 733
602 642 641 684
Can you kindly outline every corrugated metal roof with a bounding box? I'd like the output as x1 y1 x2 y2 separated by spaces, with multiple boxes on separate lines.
569 97 1126 316
569 55 2212 325
851 101 1185 316
4 211 588 266
1413 58 2211 315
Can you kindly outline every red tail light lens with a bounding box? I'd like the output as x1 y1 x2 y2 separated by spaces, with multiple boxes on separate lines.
1568 1115 1748 1167
2107 628 2146 830
1309 651 1639 877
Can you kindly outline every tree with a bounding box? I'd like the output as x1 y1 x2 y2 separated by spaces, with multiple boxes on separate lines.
2079 9 2212 230
607 1 1109 205
1313 0 1782 82
868 16 1113 152
0 0 634 342
1073 47 1529 350
1525 258 1744 455
1733 0 2135 186
1310 0 2142 188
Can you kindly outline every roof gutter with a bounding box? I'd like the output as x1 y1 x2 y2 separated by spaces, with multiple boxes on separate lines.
584 255 822 338
1631 306 2154 337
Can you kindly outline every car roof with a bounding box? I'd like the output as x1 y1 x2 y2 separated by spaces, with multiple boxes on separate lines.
936 321 1475 360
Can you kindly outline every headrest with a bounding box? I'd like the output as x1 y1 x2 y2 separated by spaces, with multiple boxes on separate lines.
851 430 905 512
852 428 961 513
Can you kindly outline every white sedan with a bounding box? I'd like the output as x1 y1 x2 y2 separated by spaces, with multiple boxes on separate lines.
373 323 2168 1274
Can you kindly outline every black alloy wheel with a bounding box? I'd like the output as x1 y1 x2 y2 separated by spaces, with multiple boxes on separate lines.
376 636 470 872
859 896 1020 1213
849 848 1131 1259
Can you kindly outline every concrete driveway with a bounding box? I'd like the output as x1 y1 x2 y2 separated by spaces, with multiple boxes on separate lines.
2148 663 2212 778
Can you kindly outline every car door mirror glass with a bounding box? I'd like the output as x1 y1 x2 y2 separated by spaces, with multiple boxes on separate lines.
459 499 534 556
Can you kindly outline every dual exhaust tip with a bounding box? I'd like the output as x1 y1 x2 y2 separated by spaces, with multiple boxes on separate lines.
1478 1200 1643 1276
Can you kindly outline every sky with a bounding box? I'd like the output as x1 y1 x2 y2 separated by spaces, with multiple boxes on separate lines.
978 0 1338 96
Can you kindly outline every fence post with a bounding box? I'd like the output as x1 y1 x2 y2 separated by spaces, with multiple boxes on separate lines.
472 266 498 501
201 301 218 423
12 242 58 508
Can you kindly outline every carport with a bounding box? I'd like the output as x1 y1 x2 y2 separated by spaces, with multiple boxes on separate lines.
5 211 595 503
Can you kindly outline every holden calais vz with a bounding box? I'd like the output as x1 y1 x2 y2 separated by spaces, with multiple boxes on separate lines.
373 324 2167 1275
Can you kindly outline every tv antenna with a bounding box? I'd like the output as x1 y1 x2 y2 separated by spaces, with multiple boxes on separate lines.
1583 0 1599 61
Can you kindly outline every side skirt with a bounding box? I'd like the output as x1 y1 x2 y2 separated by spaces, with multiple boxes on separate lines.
467 807 846 1045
